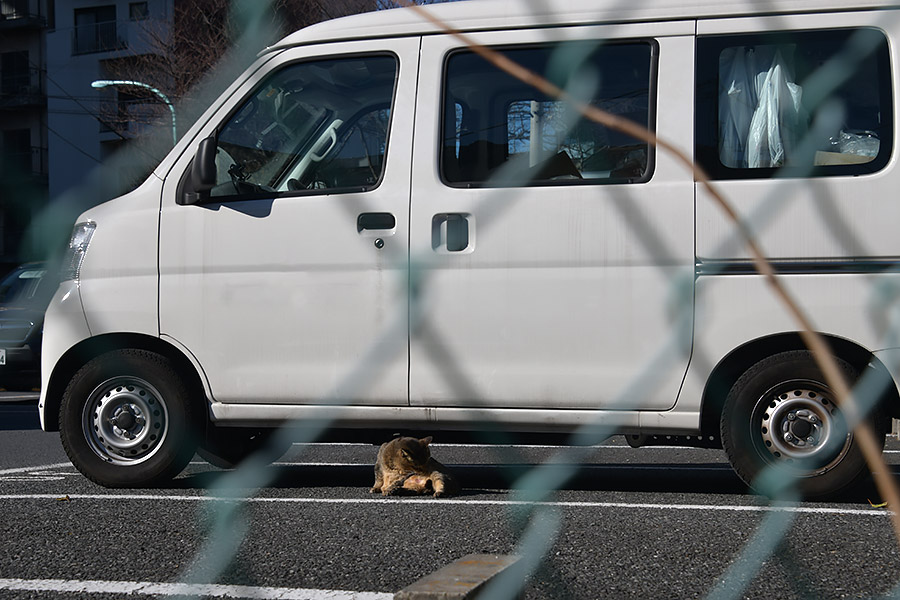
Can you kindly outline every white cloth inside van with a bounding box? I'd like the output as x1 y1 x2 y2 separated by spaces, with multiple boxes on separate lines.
718 45 808 168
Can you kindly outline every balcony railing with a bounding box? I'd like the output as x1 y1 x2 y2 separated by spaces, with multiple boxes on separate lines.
98 105 166 138
1 146 48 180
72 20 127 55
0 67 44 109
0 0 46 28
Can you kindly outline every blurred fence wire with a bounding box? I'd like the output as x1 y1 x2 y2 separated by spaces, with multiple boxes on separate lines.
399 4 900 599
30 0 900 598
190 0 900 598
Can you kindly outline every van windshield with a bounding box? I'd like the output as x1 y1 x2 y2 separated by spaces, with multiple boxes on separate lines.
210 54 398 198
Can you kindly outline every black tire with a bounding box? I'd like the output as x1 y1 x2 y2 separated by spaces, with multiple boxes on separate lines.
59 349 198 488
198 427 290 469
721 350 886 499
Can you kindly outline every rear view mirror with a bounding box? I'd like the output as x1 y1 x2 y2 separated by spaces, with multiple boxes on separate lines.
181 137 217 205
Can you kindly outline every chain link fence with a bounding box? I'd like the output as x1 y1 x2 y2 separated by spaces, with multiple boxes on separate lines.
30 0 900 598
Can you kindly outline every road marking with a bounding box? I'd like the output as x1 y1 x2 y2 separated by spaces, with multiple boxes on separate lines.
246 462 730 470
343 463 733 470
0 462 78 483
0 493 891 517
0 578 391 599
0 474 78 482
190 461 374 468
0 462 72 476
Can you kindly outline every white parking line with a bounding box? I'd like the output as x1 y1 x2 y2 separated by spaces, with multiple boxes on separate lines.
0 493 891 517
0 462 72 476
188 460 735 472
0 578 391 599
269 463 734 474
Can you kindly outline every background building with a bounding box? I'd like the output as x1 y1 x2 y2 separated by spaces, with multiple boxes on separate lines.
0 0 388 274
46 0 174 200
0 0 174 273
0 0 51 273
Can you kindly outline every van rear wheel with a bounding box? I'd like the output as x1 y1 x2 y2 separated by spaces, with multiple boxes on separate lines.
59 350 197 488
721 350 884 499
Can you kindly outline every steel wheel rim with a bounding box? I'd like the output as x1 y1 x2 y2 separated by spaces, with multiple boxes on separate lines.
754 379 851 475
81 376 169 465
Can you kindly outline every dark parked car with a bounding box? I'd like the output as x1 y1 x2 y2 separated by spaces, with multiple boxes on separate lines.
0 263 54 390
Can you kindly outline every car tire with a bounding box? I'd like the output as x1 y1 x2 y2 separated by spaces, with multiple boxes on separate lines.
59 349 197 488
721 350 885 499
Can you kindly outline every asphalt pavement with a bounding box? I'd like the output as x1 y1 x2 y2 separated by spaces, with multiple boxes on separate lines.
2 400 900 599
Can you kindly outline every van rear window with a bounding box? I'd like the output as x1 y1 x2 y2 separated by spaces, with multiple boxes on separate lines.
441 41 655 187
696 28 892 179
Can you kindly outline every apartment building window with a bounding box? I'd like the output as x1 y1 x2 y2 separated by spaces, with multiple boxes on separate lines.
129 2 148 20
73 5 119 54
0 0 33 19
2 129 31 174
1 52 29 95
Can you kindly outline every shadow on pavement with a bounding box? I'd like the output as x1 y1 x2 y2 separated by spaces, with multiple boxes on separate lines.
0 401 40 430
175 461 752 497
174 460 900 503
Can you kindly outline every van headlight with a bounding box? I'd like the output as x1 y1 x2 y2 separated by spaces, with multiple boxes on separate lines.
61 222 96 282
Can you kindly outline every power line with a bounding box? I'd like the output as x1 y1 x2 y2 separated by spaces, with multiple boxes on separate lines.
37 62 130 144
46 125 101 164
36 60 170 164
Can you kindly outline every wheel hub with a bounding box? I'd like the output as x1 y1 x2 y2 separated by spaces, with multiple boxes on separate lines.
787 413 814 440
759 384 850 470
109 405 143 435
83 378 168 465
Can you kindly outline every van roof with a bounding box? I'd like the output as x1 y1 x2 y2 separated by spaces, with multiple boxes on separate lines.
269 0 896 51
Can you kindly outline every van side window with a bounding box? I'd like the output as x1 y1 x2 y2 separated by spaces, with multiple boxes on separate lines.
208 54 397 199
441 42 655 187
696 28 892 179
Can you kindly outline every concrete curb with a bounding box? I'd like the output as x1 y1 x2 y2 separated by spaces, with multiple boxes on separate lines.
395 554 522 600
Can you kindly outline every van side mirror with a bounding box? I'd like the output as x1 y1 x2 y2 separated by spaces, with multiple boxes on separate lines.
181 136 217 205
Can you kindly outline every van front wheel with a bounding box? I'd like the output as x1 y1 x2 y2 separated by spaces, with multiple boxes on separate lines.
59 350 197 487
721 350 884 499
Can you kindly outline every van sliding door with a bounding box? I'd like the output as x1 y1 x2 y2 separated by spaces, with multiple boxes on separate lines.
409 24 697 411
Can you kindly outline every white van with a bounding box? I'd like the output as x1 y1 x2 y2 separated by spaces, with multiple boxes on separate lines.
40 0 900 497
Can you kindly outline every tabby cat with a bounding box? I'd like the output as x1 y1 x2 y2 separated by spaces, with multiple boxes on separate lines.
370 436 458 497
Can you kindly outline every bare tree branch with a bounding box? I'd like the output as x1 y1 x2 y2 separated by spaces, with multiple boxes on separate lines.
401 0 900 542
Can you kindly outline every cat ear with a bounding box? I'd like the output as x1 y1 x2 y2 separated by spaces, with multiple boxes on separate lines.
421 436 433 446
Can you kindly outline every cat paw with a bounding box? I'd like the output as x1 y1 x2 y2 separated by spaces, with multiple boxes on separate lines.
369 486 381 494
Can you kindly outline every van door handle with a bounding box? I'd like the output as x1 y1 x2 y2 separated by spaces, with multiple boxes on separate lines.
357 212 396 233
432 213 472 252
